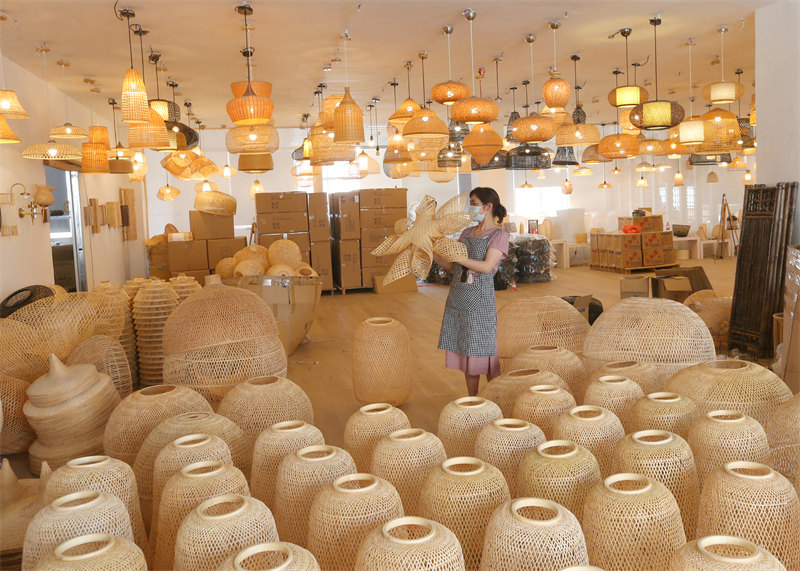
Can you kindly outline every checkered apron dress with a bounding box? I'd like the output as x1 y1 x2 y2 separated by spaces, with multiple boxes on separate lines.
437 227 501 357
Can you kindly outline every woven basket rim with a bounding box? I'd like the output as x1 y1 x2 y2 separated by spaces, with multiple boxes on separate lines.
603 473 653 495
707 410 746 422
697 535 760 563
364 317 396 326
491 418 531 431
454 396 491 409
181 459 225 478
66 455 113 469
510 497 562 526
138 384 179 396
296 444 336 461
234 542 294 571
646 392 682 402
333 473 379 493
196 493 248 521
381 516 437 545
172 433 213 448
359 402 394 415
272 420 308 432
537 440 579 458
53 533 117 562
51 489 102 512
631 430 675 446
724 461 774 480
529 384 562 394
389 428 426 442
442 456 485 476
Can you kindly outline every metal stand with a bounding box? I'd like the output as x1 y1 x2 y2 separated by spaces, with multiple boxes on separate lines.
716 194 739 260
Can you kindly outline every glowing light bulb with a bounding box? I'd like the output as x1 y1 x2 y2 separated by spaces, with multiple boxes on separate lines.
201 180 212 192
48 147 58 157
0 100 10 110
248 131 258 141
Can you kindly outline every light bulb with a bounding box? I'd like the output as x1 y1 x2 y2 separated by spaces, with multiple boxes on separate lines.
133 151 144 164
249 179 265 200
743 169 753 182
172 125 180 132
248 131 258 141
674 171 684 186
0 100 10 110
201 180 212 192
636 176 648 188
48 147 58 157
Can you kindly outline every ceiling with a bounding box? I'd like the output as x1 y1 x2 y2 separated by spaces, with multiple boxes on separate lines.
0 0 773 134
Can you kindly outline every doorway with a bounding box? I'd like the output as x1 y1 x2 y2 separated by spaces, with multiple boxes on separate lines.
46 165 86 292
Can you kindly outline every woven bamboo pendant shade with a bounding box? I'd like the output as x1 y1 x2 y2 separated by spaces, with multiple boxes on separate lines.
418 457 510 571
553 406 625 478
354 516 464 571
194 190 237 216
612 431 700 540
587 360 667 397
308 474 404 571
132 281 179 387
234 244 270 270
226 123 280 155
217 542 320 571
128 108 170 149
512 114 558 143
318 94 343 130
542 72 571 109
402 107 449 162
697 462 800 569
437 397 503 458
344 403 411 472
273 445 357 546
352 317 412 406
583 375 645 432
506 345 585 397
152 461 250 571
333 87 364 143
431 80 471 105
22 490 134 570
0 114 19 143
268 240 303 267
0 319 47 382
308 123 353 166
608 84 649 109
451 96 499 125
168 274 201 303
688 410 772 489
234 259 265 278
666 360 792 427
512 385 577 440
32 533 146 571
630 392 698 439
696 108 739 153
383 127 414 164
583 474 686 571
238 151 274 173
668 535 786 570
597 133 640 159
766 394 800 481
80 142 110 174
67 335 132 398
462 123 503 165
481 498 590 571
226 87 274 126
91 281 137 386
474 419 545 496
0 89 29 118
230 80 272 98
218 376 314 439
629 100 685 131
619 108 642 135
556 123 601 147
173 494 278 571
251 421 324 511
0 374 36 454
1 458 52 567
121 68 149 124
388 98 421 130
478 368 570 416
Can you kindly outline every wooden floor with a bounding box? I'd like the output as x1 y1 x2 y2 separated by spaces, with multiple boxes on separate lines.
290 258 738 447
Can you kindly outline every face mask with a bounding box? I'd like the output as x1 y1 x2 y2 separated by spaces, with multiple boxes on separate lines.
469 205 485 222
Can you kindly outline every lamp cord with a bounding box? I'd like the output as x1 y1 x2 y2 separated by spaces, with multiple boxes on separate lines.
110 103 118 145
446 31 452 80
244 10 252 85
720 28 725 81
529 40 534 92
60 61 69 122
552 26 557 70
125 13 133 68
406 63 411 99
688 41 693 116
469 19 475 93
343 32 349 87
494 58 500 100
653 22 659 99
420 55 426 107
624 35 630 86
42 47 52 131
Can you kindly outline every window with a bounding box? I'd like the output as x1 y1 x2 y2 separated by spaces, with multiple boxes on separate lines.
513 186 570 219
685 186 695 222
321 162 361 194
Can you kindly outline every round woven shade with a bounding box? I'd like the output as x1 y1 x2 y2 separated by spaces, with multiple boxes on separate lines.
598 134 639 159
88 126 110 149
157 185 180 201
431 80 471 105
0 115 20 143
639 138 670 156
450 96 499 125
388 98 421 130
309 123 354 165
128 109 169 150
226 85 273 126
238 152 274 173
149 99 180 123
541 106 571 127
513 114 557 143
403 108 449 162
543 72 571 109
230 80 272 98
630 100 685 131
81 142 110 174
608 85 649 108
0 89 30 119
50 122 88 139
696 107 739 153
22 139 82 160
121 68 149 124
320 94 344 130
556 123 601 147
333 87 364 144
582 144 610 164
226 123 280 155
702 81 745 105
463 123 503 165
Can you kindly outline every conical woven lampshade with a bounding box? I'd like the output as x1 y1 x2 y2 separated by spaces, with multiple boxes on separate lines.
474 419 545 495
668 535 786 570
121 68 149 124
583 375 645 432
478 368 570 416
88 126 111 149
553 405 625 477
344 403 410 472
450 97 499 125
438 397 503 458
505 345 585 396
0 115 20 143
597 134 639 159
81 142 110 174
384 128 414 164
630 392 698 439
226 84 274 126
542 72 571 109
388 98 421 130
463 123 503 165
128 109 170 149
431 80 471 105
333 87 364 143
226 123 280 155
512 385 577 440
0 89 29 119
21 139 82 160
32 533 147 571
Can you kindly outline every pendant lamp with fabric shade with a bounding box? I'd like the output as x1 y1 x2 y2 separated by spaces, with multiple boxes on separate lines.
119 9 149 124
607 29 648 109
702 27 745 105
333 32 364 143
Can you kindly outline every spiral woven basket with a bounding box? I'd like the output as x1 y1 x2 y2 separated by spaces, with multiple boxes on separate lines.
168 274 202 304
216 542 321 571
217 376 314 439
132 282 179 386
67 335 132 398
251 420 325 511
344 403 411 472
103 384 212 466
685 291 733 352
582 298 716 378
497 297 590 369
308 473 405 570
516 440 601 525
152 460 250 571
91 281 137 388
583 473 687 571
418 457 511 571
22 490 134 570
587 360 667 397
480 498 590 571
512 385 577 440
352 317 413 406
552 406 625 478
31 533 147 571
612 430 700 540
474 419 545 496
274 445 357 547
687 410 772 489
478 368 571 416
583 375 645 433
173 494 278 571
437 397 503 458
666 360 792 427
0 373 36 454
630 392 698 439
697 462 800 570
668 535 787 570
766 393 800 481
505 345 586 398
44 456 148 559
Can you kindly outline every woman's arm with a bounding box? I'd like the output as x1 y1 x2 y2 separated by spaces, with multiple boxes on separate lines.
432 254 454 271
458 247 503 274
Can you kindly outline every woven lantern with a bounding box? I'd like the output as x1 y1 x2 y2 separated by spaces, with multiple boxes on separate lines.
553 405 625 478
128 108 170 149
696 108 739 152
597 133 639 159
629 100 685 131
612 431 700 540
274 445 357 546
352 317 412 406
309 123 353 165
0 88 30 119
512 114 557 143
217 542 320 571
697 462 800 569
512 385 577 440
583 375 645 432
481 498 590 571
583 473 686 570
251 420 325 511
639 138 670 156
608 84 649 109
507 142 551 170
388 98 421 130
450 97 499 126
32 533 147 571
619 108 642 135
0 115 20 143
431 80 471 105
543 72 571 109
630 392 698 439
0 374 36 454
402 108 449 162
587 360 667 396
121 68 149 124
418 457 510 571
384 127 414 164
669 535 786 570
226 123 280 154
333 87 364 143
437 397 503 458
67 334 132 397
766 393 800 481
506 345 585 397
556 123 601 147
474 419 545 495
462 123 503 165
478 368 570 416
344 403 411 472
354 516 465 571
226 85 274 126
702 81 745 105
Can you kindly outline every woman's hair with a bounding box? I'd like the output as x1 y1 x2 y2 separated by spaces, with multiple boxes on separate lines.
470 187 508 222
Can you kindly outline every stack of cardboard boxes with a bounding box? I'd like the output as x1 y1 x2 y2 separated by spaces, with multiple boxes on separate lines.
163 211 245 281
590 214 675 271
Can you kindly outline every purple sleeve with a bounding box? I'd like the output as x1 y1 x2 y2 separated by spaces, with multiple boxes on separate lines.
459 227 473 240
488 230 509 259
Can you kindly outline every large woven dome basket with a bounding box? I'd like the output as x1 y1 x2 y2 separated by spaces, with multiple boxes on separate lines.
552 405 625 478
506 345 586 399
474 419 545 496
630 392 698 439
512 385 577 440
216 542 321 571
352 317 413 406
344 403 411 472
0 318 49 382
668 535 787 570
478 368 571 416
437 397 503 458
766 393 800 481
31 533 147 571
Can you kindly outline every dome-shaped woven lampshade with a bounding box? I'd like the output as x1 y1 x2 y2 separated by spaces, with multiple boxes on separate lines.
388 98 421 130
474 419 545 495
669 535 786 570
355 516 465 571
607 85 649 109
629 100 685 131
194 189 236 216
630 392 698 439
121 68 149 124
688 410 772 489
507 143 551 170
481 498 590 570
583 473 687 570
463 123 503 165
478 368 570 416
512 114 557 143
21 139 82 160
238 152 274 173
128 108 169 149
344 403 410 472
556 123 601 147
81 142 110 174
226 123 280 155
333 87 364 143
49 122 88 139
543 72 571 109
418 457 511 570
450 96 499 125
697 462 800 569
553 405 625 477
597 133 639 159
471 149 508 170
0 115 20 143
583 375 645 433
766 394 800 481
581 144 611 164
612 430 700 540
32 533 147 571
639 138 670 156
217 542 320 571
512 385 577 440
517 440 601 525
0 89 29 119
319 93 344 129
157 184 180 201
384 127 414 165
402 108 449 162
352 317 412 406
437 397 503 458
702 81 746 105
696 108 739 152
587 361 667 396
666 360 792 427
506 345 585 397
226 84 274 126
431 80 471 105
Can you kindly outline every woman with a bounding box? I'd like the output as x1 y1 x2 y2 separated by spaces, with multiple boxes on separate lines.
435 187 509 396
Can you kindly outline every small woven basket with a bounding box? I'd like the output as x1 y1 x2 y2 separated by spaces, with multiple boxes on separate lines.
437 397 503 458
344 403 411 472
31 533 146 571
474 418 545 496
505 345 586 398
552 405 625 477
478 368 571 416
512 385 577 440
668 535 787 570
630 392 698 439
583 375 645 433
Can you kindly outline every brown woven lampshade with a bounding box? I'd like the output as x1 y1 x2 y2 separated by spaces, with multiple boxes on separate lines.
403 108 449 162
556 123 601 147
696 107 739 153
0 115 20 144
388 98 421 130
450 96 499 125
230 80 272 98
0 89 30 119
88 126 110 149
543 72 571 108
226 84 273 126
319 94 344 130
512 114 557 144
310 123 355 165
333 87 364 143
226 123 280 155
128 109 170 149
81 142 110 174
121 68 149 124
630 100 685 131
598 133 639 159
607 85 649 109
50 123 88 139
431 81 471 105
238 152 274 173
639 138 670 156
149 99 180 123
463 123 503 165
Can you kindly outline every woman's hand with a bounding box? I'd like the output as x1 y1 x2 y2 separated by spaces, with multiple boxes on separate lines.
457 247 503 274
432 254 454 271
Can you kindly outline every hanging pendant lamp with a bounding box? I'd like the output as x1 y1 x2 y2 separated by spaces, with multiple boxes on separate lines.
677 39 708 146
50 59 88 139
607 29 649 108
542 21 571 112
450 9 498 125
703 27 745 104
226 5 273 126
0 114 19 143
598 126 639 160
403 52 449 162
514 37 557 143
333 31 364 143
552 145 578 166
0 91 28 119
384 124 414 165
118 9 149 124
431 25 471 105
148 61 180 122
463 123 503 165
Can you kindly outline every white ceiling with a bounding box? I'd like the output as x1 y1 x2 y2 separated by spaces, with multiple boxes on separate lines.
0 0 772 133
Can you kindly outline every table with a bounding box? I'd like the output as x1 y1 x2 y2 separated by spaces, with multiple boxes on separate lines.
673 236 701 259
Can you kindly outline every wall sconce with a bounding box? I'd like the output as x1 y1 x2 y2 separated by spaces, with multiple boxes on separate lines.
15 183 50 223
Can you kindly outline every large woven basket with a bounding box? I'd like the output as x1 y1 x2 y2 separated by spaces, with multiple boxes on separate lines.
766 393 800 481
344 403 411 472
512 385 577 440
67 334 132 398
352 317 413 406
31 533 146 571
505 345 586 398
630 392 698 439
474 419 545 496
583 375 645 433
437 397 503 458
216 542 321 571
0 373 36 454
685 292 733 351
587 360 667 397
552 405 625 478
478 369 571 416
668 535 786 570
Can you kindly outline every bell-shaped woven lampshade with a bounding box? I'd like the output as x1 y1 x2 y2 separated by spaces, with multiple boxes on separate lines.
333 87 364 143
431 80 471 105
695 107 740 153
542 72 571 109
478 368 570 416
512 114 557 143
552 146 578 166
81 142 110 174
450 96 499 125
226 84 274 126
128 108 170 149
226 123 280 155
0 89 30 119
344 403 411 472
512 385 577 440
21 139 82 160
388 98 421 130
668 535 786 570
238 152 274 173
697 461 800 569
702 81 745 105
402 108 449 162
216 542 320 571
556 123 601 147
587 361 667 396
766 393 800 481
474 419 545 495
31 533 147 571
630 392 698 439
121 68 149 124
352 317 413 406
0 115 20 143
630 100 685 131
607 85 649 108
583 375 645 433
507 143 551 170
597 133 639 159
463 123 503 165
437 397 503 458
505 345 585 396
481 498 590 571
553 405 625 477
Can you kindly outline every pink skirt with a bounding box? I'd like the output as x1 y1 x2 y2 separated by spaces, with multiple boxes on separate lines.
445 351 501 376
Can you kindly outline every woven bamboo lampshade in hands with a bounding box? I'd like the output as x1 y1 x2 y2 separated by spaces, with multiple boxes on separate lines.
352 317 412 406
512 385 577 440
216 542 320 571
31 533 147 571
344 403 411 472
630 392 698 439
588 360 667 396
478 368 571 416
506 345 586 397
474 419 545 495
583 375 645 432
766 394 800 481
552 405 625 478
437 397 503 458
668 535 787 570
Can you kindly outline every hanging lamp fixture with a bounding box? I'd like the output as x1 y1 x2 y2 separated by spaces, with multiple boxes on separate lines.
118 8 149 124
106 98 134 173
403 51 449 162
561 173 573 194
431 25 471 105
607 28 649 108
333 30 365 143
157 169 180 201
450 9 499 125
226 4 273 126
598 129 612 188
148 52 180 122
388 64 421 130
508 88 550 169
678 39 707 146
703 26 745 104
0 15 28 121
513 35 557 143
636 174 648 187
81 86 110 174
127 26 169 150
542 22 570 112
49 59 87 139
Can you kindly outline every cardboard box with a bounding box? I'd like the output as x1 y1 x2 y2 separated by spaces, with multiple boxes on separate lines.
147 244 169 269
359 188 407 209
620 276 650 299
571 294 594 322
310 241 334 290
256 211 309 234
654 266 713 292
167 240 208 271
189 210 234 240
642 247 666 266
258 232 311 252
307 193 331 242
651 275 693 302
149 266 171 281
361 227 394 249
613 233 642 252
330 191 360 240
590 233 599 250
618 214 664 233
301 250 310 265
332 239 362 290
361 248 397 268
640 230 673 250
255 191 309 214
359 207 407 229
615 249 643 268
167 232 193 242
664 248 676 264
170 269 211 282
207 237 247 268
373 273 417 294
